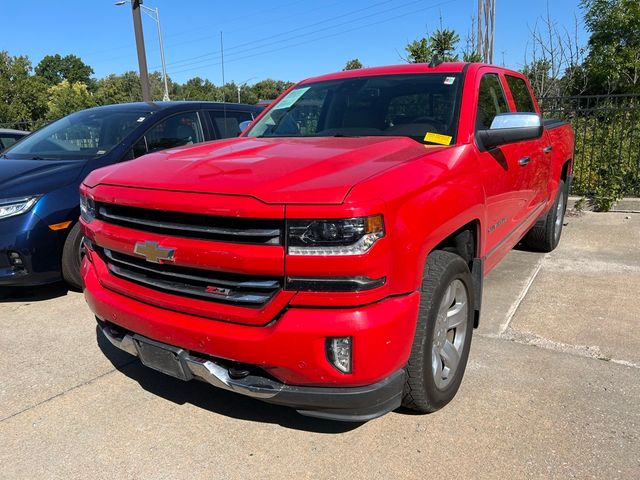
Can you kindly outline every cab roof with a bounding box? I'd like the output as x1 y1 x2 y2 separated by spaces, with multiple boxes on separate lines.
301 62 525 84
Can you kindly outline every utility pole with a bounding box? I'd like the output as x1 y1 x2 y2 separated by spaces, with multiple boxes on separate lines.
131 0 151 101
477 0 496 64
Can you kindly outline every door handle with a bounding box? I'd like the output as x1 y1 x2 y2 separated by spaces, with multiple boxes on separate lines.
543 146 553 154
518 156 531 166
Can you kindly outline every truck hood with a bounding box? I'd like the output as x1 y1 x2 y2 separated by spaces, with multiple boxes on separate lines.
84 137 445 204
0 157 87 198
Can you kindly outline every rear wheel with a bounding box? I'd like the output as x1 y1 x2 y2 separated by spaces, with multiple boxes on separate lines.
402 250 475 413
524 180 567 252
61 223 84 290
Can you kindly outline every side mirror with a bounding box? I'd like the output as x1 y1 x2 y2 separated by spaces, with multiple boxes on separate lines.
477 113 543 150
238 120 252 135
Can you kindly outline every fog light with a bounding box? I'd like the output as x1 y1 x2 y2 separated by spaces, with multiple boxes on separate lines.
8 251 23 266
327 337 352 373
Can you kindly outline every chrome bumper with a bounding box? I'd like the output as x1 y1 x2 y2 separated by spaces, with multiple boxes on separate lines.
99 320 405 422
100 323 282 399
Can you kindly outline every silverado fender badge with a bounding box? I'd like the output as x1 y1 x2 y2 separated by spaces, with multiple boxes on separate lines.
133 241 176 263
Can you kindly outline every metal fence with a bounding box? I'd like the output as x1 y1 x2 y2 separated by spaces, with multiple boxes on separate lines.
540 94 640 196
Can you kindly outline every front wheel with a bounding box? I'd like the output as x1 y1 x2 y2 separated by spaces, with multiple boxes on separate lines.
402 250 475 413
61 222 84 290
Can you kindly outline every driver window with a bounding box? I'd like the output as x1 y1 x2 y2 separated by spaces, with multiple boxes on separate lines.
129 111 204 159
476 74 509 130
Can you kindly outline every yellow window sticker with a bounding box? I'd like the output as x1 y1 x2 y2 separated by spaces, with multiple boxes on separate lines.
424 132 452 145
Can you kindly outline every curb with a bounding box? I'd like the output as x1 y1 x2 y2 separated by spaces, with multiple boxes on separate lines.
567 196 640 213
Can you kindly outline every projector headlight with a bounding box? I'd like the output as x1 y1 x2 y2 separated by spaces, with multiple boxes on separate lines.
79 193 96 223
287 215 384 255
0 196 40 220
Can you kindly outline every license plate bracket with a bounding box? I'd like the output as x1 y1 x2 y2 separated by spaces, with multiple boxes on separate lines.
133 336 192 381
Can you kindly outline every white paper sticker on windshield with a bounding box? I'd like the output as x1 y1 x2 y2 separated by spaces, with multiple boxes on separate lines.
96 150 107 155
274 87 310 109
444 77 456 85
136 116 146 122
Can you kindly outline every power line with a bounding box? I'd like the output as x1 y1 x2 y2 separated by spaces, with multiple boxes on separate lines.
153 0 396 71
167 0 457 77
163 0 441 74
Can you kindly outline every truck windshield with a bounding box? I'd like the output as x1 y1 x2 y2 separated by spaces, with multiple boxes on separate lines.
246 73 462 144
2 108 153 160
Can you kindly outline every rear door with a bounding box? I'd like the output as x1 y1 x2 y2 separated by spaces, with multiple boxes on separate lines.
206 109 256 139
504 74 550 209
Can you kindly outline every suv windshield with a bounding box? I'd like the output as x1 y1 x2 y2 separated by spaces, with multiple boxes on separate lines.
246 73 462 144
3 108 152 160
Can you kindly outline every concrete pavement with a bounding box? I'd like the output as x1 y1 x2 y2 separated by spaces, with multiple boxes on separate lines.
1 212 639 479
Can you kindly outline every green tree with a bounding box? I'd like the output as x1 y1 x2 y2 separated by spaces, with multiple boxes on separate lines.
95 72 144 104
46 80 96 120
581 0 640 93
35 54 94 86
343 58 364 70
177 76 218 100
405 28 460 63
0 51 48 125
249 79 293 101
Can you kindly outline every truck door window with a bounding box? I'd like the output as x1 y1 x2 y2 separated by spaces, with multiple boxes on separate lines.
476 73 509 130
207 110 254 138
129 111 204 159
505 75 536 112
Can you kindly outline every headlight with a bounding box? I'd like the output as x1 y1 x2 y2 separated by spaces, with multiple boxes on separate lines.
80 193 96 223
287 215 384 255
0 196 40 220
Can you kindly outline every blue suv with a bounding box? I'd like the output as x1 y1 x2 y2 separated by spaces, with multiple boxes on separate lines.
0 101 262 289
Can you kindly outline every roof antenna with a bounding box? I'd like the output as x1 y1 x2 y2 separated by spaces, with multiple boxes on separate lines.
429 56 443 68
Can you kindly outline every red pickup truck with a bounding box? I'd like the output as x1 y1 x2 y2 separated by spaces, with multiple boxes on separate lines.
80 63 574 421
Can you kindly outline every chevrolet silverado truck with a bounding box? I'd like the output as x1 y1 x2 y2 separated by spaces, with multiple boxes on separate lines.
80 63 574 421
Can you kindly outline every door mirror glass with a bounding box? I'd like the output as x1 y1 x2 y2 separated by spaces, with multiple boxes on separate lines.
478 113 543 150
489 112 541 129
238 120 252 133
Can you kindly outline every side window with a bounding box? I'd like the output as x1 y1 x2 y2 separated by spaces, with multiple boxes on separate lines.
505 75 536 112
207 110 255 139
129 111 204 159
476 73 509 130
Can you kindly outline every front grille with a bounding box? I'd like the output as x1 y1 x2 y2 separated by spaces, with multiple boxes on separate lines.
100 248 282 307
96 202 283 245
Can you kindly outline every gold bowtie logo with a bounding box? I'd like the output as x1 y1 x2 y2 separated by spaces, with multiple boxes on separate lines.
133 241 175 263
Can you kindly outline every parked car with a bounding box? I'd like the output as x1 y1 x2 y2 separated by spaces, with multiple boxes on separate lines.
0 128 29 152
80 63 574 421
0 101 262 289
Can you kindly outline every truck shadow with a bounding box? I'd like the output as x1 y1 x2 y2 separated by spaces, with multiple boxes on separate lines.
96 327 364 434
0 282 71 303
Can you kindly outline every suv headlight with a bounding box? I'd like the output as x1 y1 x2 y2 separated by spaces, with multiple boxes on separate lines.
0 196 40 220
80 193 96 223
287 215 384 255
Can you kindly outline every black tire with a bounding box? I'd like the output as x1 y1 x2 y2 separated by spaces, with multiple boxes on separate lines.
402 250 475 413
524 180 567 252
61 222 84 290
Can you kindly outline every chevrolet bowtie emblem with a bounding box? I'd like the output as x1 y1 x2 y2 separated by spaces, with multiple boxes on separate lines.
133 241 175 263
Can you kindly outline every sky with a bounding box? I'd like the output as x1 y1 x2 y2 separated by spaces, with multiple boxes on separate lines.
2 0 587 86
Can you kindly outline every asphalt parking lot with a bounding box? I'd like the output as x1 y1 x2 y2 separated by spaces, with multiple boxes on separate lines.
1 211 638 479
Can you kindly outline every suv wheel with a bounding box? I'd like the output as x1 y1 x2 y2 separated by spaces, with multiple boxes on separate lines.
61 222 84 290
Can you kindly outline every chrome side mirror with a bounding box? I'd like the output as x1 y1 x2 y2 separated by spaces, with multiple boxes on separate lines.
478 113 543 150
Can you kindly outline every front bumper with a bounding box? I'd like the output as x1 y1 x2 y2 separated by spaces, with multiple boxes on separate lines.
99 320 405 422
0 212 64 286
